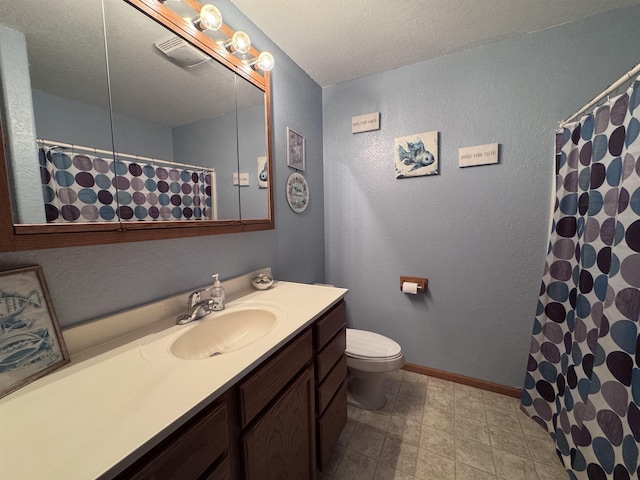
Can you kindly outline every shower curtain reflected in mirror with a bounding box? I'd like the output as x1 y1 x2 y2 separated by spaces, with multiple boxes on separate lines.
522 79 640 480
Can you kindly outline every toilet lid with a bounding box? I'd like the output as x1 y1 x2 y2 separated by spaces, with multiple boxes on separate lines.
346 329 402 359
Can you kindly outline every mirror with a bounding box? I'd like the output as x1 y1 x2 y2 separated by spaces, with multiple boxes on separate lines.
0 0 273 251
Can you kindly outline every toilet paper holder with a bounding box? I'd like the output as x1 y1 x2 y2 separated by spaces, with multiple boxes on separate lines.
400 276 428 293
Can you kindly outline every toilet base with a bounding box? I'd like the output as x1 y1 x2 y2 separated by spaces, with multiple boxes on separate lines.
346 368 387 410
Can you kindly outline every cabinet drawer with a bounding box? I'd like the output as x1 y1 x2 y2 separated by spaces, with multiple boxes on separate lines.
317 381 347 472
239 329 313 427
202 457 231 480
317 354 347 414
120 401 228 480
314 300 346 351
316 327 345 382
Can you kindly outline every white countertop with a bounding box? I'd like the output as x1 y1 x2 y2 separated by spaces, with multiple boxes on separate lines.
0 281 347 480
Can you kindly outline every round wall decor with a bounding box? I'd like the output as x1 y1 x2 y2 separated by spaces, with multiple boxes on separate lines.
286 172 309 213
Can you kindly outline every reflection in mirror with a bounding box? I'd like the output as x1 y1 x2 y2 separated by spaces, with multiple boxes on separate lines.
236 75 268 220
1 0 272 229
104 0 240 221
0 0 112 224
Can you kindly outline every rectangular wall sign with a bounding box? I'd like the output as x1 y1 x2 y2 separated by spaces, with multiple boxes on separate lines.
458 143 499 167
352 112 380 134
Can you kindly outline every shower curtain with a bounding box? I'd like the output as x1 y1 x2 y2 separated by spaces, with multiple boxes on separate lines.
40 146 214 222
522 79 640 480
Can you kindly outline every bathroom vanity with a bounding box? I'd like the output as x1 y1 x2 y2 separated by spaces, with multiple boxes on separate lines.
0 277 347 479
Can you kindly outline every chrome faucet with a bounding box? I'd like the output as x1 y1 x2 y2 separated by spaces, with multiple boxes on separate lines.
176 289 214 325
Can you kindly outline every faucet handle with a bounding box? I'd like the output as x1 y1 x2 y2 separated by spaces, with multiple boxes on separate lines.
187 289 205 308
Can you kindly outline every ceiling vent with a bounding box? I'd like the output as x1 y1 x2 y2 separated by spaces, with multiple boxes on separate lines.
154 36 209 68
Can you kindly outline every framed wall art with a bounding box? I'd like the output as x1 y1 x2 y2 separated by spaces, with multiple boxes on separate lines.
286 172 309 213
287 127 305 171
0 266 69 398
394 131 439 179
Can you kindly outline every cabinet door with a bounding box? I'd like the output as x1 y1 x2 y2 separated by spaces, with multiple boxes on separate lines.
242 367 316 480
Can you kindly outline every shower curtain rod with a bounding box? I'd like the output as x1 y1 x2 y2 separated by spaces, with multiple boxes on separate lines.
559 62 640 128
37 138 214 173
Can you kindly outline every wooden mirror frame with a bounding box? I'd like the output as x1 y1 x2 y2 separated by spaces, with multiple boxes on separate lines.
0 0 274 252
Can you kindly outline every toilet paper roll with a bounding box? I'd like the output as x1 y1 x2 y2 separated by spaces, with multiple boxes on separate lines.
402 281 418 294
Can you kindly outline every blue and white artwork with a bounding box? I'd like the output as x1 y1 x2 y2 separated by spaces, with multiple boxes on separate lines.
394 131 439 178
257 156 268 189
0 267 68 398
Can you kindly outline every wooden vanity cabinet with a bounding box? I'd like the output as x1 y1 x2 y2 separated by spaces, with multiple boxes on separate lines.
313 300 348 471
115 397 231 480
114 300 347 480
238 329 316 480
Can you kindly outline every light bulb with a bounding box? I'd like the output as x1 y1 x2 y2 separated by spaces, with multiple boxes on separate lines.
194 4 222 31
230 31 251 54
252 52 275 72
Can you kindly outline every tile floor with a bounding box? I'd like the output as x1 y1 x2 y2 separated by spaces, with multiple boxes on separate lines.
320 370 569 480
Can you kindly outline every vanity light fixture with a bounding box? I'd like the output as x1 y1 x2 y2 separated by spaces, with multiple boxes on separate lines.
222 31 251 54
246 51 275 72
193 4 223 32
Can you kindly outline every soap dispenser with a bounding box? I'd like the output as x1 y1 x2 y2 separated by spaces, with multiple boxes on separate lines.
210 274 225 311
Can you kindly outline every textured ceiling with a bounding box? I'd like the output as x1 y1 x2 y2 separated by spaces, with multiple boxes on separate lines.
230 0 640 87
0 0 263 127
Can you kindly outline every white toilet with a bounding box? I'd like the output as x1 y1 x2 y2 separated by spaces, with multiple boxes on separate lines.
346 328 405 410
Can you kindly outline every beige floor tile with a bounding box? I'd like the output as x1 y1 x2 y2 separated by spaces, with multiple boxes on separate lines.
360 409 392 432
428 378 455 393
426 389 455 412
394 394 425 423
374 463 416 480
348 404 363 422
485 406 522 433
423 405 454 433
534 461 570 480
493 448 538 480
518 412 551 439
334 448 377 480
337 420 356 446
388 415 422 446
482 391 516 412
455 462 498 480
488 425 530 458
526 436 562 468
455 415 490 446
323 444 346 476
455 437 496 475
399 381 427 400
348 424 386 459
402 370 429 386
419 426 455 459
453 396 485 420
415 448 455 480
454 384 485 403
387 370 405 382
378 436 418 475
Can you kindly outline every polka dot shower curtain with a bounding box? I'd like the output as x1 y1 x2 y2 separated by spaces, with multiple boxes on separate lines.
40 146 214 222
521 79 640 480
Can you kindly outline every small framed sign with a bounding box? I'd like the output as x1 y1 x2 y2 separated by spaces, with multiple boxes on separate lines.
0 266 69 399
287 127 305 171
458 143 499 167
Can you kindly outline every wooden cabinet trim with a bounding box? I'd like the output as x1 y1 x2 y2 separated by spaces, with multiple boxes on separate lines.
117 401 228 480
315 327 346 382
317 381 347 472
239 329 313 428
317 354 347 415
241 366 316 480
314 301 346 351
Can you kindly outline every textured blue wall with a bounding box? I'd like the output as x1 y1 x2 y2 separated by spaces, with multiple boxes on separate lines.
0 0 325 327
323 5 640 387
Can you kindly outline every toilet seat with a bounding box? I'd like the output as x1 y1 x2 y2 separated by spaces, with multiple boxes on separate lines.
346 329 402 359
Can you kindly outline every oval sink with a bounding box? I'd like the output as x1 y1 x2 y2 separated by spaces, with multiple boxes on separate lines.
171 307 278 360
